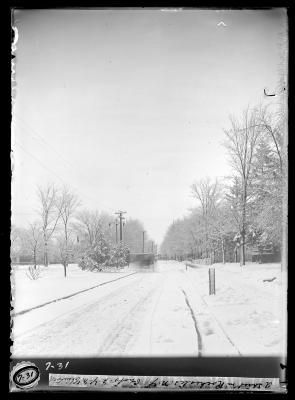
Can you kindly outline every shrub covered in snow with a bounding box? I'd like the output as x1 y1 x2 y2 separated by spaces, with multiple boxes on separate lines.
108 242 130 269
26 264 42 280
78 242 130 271
88 237 112 265
78 255 101 271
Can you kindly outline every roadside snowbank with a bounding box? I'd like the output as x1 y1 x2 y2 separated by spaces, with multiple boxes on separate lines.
11 263 133 314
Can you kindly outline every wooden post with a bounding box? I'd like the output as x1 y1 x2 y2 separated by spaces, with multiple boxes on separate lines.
209 268 216 295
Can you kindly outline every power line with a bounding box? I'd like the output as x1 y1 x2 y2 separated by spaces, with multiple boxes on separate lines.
13 114 74 170
12 115 117 214
13 140 116 214
14 140 66 185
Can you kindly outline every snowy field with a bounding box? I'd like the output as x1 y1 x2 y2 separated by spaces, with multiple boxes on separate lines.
11 260 286 358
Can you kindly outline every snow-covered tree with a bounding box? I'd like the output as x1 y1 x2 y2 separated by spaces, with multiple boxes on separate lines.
191 177 223 259
109 242 130 268
56 186 80 277
75 210 115 269
223 107 263 265
250 133 283 251
10 225 23 263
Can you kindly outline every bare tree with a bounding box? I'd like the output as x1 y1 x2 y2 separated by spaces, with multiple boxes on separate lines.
257 105 283 173
37 183 62 267
27 222 43 269
209 201 236 264
56 186 80 277
22 222 43 280
75 210 103 249
223 107 262 265
191 177 222 260
10 225 22 262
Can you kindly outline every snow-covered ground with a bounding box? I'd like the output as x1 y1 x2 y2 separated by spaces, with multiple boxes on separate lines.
11 260 286 358
184 261 286 356
11 263 133 314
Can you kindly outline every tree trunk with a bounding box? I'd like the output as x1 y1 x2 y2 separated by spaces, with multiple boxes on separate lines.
241 177 247 267
64 264 67 277
240 234 245 266
259 248 263 264
33 249 37 269
222 239 225 264
44 239 48 267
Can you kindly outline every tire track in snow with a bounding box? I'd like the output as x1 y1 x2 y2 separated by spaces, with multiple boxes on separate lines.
13 274 147 343
13 274 156 357
97 278 161 354
196 294 243 356
180 288 202 357
181 268 242 356
148 274 165 353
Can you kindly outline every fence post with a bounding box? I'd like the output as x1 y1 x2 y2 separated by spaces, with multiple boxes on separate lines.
209 267 215 295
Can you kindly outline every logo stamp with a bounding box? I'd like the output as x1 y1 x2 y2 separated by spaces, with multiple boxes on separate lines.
10 361 40 390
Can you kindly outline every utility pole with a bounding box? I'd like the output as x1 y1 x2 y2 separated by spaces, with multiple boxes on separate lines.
115 211 127 242
142 231 146 253
115 219 118 244
109 219 119 244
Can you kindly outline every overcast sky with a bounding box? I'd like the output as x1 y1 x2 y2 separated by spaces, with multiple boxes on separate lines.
11 8 286 245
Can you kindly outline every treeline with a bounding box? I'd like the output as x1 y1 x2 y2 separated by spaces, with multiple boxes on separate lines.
11 184 155 276
161 103 286 265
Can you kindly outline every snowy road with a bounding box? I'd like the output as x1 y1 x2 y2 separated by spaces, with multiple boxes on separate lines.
12 260 283 358
13 262 202 357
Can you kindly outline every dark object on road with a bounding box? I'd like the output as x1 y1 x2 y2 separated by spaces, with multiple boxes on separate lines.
128 253 155 269
263 277 277 283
